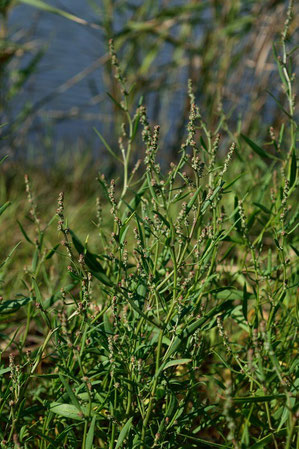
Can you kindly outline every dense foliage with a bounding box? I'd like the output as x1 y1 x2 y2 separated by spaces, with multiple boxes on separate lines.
0 1 298 448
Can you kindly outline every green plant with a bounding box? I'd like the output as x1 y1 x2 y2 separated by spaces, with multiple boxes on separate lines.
0 2 298 448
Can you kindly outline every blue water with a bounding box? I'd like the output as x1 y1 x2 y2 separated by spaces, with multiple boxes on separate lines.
5 1 287 162
8 2 108 144
8 1 192 147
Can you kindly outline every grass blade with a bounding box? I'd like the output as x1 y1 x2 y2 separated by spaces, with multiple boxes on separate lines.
86 415 97 449
94 128 122 163
289 149 297 187
115 417 133 449
19 0 100 28
241 134 281 161
0 201 11 216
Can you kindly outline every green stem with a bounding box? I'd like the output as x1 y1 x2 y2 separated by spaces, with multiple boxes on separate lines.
141 330 164 448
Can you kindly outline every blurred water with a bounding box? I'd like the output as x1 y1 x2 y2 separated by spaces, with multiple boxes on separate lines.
7 0 192 161
8 1 108 144
6 1 288 163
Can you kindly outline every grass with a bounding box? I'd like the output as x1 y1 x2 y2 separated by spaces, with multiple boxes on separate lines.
0 2 298 449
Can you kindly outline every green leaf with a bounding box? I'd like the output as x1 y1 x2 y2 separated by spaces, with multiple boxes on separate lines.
163 359 191 370
266 89 293 120
222 172 245 191
233 394 284 403
132 112 140 140
69 230 112 286
0 242 21 269
121 179 148 223
97 175 110 203
146 172 160 205
153 210 170 229
70 230 102 272
200 136 208 151
45 244 60 260
104 313 113 335
289 149 297 187
253 202 272 215
32 248 39 273
186 185 202 212
32 278 42 303
50 403 85 421
201 183 223 213
119 211 136 244
165 300 234 359
0 296 31 314
19 0 98 28
241 134 281 161
0 201 11 216
165 394 177 418
274 238 282 251
139 44 160 75
223 16 253 36
0 367 11 375
270 291 286 325
94 128 122 162
242 283 248 322
279 123 285 146
115 417 133 449
106 92 124 110
250 428 288 449
290 244 299 256
53 424 80 446
91 270 113 287
59 375 82 412
86 415 97 449
17 220 34 245
126 295 163 330
178 433 229 447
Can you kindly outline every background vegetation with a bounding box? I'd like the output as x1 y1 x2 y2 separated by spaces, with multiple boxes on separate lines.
0 1 298 448
0 0 298 159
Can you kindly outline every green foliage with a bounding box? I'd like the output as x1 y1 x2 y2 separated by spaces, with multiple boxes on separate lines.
0 2 298 449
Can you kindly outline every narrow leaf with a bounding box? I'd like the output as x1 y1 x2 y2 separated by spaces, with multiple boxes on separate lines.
253 202 272 215
241 134 280 161
59 375 82 412
266 89 293 120
242 283 248 322
222 173 245 191
86 415 97 449
250 428 288 449
94 128 122 162
69 230 105 274
0 201 11 216
115 417 133 449
163 359 191 370
17 220 34 245
19 0 99 28
0 242 21 269
233 394 284 403
289 149 297 187
45 244 60 260
106 92 124 110
0 297 31 314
